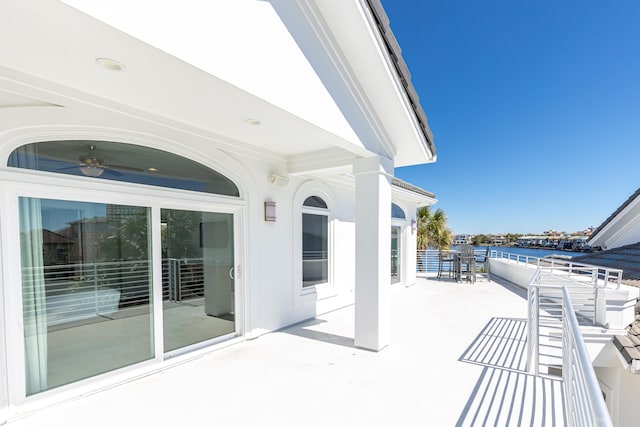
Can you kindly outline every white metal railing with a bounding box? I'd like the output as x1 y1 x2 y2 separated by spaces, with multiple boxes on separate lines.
526 268 542 375
562 286 613 427
527 267 613 427
491 250 622 289
416 249 487 276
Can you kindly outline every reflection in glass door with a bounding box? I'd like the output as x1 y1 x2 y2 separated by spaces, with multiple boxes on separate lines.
19 198 154 395
161 209 235 353
391 226 401 284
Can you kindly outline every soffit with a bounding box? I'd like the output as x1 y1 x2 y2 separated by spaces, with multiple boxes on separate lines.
0 89 60 109
306 0 436 167
589 188 640 248
0 0 368 160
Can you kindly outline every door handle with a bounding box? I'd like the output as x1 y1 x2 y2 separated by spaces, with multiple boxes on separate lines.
229 267 234 280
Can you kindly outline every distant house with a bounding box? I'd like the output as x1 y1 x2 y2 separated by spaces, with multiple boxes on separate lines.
453 234 472 245
490 234 505 246
0 0 437 421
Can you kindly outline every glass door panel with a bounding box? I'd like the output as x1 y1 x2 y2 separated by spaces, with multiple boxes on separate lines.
391 226 401 284
161 209 235 352
19 198 153 395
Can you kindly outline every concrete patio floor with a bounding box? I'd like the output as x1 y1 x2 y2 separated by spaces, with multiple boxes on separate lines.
8 276 565 427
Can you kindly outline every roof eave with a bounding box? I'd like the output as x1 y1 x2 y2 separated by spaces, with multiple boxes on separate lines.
364 0 436 160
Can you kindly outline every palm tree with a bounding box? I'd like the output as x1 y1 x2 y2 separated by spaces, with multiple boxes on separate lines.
416 206 453 250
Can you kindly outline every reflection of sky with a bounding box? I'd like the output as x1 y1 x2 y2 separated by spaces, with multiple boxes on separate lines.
20 198 107 233
11 155 210 193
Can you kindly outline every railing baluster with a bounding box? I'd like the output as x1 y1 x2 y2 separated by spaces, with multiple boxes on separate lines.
527 266 613 427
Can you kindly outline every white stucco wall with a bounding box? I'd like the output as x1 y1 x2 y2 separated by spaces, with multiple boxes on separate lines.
595 362 640 427
617 364 640 427
229 153 423 337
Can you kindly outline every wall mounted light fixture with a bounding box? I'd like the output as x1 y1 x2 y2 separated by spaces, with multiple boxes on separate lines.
411 219 417 234
264 201 276 222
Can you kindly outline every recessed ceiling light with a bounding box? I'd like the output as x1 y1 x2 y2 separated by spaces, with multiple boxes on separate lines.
245 118 261 126
95 58 125 71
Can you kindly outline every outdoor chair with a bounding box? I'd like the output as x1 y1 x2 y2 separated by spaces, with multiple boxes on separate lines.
456 244 476 283
475 246 490 281
437 249 455 280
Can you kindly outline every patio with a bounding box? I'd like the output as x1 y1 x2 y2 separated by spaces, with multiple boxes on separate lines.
9 276 564 427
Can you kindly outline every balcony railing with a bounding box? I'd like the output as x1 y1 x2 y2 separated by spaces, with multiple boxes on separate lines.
417 249 623 290
416 249 487 275
491 250 622 289
527 267 613 427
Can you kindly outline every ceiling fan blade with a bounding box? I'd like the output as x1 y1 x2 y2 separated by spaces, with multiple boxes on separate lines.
56 165 83 171
105 164 145 173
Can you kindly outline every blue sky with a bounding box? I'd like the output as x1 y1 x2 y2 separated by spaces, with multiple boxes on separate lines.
384 0 640 235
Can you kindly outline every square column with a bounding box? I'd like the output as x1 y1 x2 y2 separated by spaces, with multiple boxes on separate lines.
354 156 392 351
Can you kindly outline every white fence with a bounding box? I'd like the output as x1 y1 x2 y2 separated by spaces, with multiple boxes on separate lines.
491 250 622 289
527 267 613 427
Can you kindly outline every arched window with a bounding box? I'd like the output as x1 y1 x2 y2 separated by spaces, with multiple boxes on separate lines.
8 140 239 196
302 196 329 287
392 203 406 219
303 196 328 209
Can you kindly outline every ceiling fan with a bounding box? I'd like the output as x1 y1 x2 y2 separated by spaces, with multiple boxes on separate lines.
59 145 143 177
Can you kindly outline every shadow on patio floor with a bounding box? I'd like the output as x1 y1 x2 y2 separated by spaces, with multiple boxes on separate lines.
456 317 566 426
282 317 355 348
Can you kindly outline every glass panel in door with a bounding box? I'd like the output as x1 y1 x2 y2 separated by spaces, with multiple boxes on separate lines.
161 209 235 352
391 226 401 284
19 198 153 395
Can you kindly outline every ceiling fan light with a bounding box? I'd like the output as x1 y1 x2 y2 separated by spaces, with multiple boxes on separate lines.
80 165 105 177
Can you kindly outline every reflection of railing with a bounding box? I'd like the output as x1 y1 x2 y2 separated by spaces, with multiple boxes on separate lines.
303 251 328 284
162 258 204 302
302 250 328 260
527 268 613 427
22 258 206 325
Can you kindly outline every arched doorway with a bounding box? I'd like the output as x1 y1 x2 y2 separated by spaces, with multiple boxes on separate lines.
4 139 243 397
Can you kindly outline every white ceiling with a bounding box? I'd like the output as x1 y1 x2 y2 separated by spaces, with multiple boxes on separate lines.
0 0 368 166
0 0 435 177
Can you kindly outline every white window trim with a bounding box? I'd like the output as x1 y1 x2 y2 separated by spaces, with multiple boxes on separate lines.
0 170 247 413
391 200 412 287
293 182 336 304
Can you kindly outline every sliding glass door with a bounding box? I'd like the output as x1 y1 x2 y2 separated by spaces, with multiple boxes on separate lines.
161 209 235 353
391 226 401 284
19 198 154 395
18 199 237 395
9 139 242 401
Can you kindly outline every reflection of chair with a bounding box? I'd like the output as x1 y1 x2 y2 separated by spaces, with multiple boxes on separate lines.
456 244 476 283
475 247 490 281
437 249 454 280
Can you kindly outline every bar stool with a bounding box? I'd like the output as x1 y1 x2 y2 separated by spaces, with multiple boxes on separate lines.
437 249 454 280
